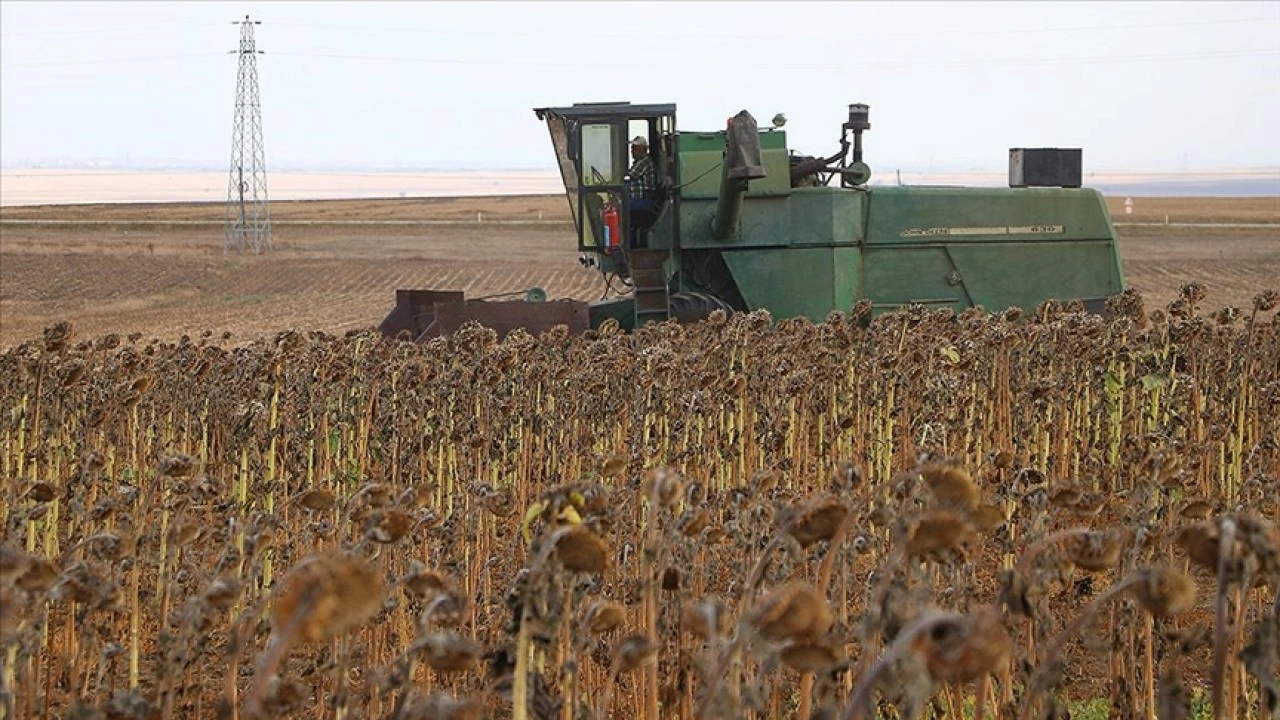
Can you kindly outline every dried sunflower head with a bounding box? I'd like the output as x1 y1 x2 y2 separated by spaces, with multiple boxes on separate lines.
1130 567 1196 618
787 496 850 549
613 634 658 673
157 453 197 478
906 511 973 560
681 598 730 641
747 583 832 643
779 637 845 673
270 553 384 645
641 467 684 508
912 605 1011 683
583 601 626 635
295 488 337 512
422 589 470 628
920 462 979 513
366 509 416 544
410 631 482 673
402 564 452 600
1063 530 1126 572
553 526 610 575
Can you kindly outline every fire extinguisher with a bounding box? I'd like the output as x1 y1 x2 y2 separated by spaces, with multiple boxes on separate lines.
601 202 620 248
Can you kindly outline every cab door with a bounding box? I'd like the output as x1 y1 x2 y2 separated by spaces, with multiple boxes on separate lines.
576 120 629 252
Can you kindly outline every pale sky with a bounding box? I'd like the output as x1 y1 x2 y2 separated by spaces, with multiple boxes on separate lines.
2 1 1278 173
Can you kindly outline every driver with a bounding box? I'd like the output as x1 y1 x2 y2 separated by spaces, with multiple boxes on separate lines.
625 136 660 247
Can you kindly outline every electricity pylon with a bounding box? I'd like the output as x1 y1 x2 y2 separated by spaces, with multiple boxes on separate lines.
225 15 270 253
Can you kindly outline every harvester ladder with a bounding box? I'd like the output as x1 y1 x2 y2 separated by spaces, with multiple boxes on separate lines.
629 249 670 327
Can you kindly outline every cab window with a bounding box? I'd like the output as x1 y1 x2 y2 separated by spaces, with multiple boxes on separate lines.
581 123 621 185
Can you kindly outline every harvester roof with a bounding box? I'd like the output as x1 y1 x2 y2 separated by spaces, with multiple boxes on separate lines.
534 102 677 120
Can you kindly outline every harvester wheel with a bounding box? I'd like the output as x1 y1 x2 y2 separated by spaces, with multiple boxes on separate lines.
668 292 735 324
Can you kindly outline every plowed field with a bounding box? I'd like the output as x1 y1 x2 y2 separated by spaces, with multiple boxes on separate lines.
1 195 1276 348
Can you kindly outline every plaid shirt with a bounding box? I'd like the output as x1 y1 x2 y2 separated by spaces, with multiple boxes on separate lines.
626 154 659 203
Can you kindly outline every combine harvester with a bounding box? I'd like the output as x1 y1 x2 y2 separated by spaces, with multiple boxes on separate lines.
380 102 1126 340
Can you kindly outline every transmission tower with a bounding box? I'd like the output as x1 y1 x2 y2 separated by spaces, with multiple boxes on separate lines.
225 16 270 253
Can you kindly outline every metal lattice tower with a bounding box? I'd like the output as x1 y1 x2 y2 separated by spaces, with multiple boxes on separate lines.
225 16 270 253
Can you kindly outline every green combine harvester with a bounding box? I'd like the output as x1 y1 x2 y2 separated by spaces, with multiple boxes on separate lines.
380 102 1125 340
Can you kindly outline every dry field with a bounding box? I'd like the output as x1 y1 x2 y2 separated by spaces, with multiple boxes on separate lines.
0 195 1277 349
0 195 1277 720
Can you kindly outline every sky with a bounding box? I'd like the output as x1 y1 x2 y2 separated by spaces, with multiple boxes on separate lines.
2 1 1279 174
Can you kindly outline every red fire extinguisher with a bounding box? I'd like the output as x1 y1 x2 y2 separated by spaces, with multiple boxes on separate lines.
601 202 620 248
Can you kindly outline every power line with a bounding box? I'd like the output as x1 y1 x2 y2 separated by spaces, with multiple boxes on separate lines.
268 50 527 67
4 52 225 69
266 47 1280 71
9 44 1266 72
5 36 1274 72
1 15 1270 43
0 22 227 38
268 15 1279 41
914 48 1280 69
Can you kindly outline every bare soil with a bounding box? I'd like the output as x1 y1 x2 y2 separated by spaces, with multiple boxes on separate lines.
1 195 1276 349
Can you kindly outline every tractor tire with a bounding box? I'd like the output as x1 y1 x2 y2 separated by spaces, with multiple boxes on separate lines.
668 292 735 324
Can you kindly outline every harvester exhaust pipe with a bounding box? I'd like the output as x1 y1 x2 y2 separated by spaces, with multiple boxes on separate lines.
841 103 873 187
845 103 870 163
712 110 766 241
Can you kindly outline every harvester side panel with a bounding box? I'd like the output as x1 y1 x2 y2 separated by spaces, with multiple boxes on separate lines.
676 130 791 199
863 186 1117 245
861 185 1124 310
945 241 1123 310
721 247 861 322
680 197 794 250
861 247 968 311
788 188 866 247
686 182 1122 318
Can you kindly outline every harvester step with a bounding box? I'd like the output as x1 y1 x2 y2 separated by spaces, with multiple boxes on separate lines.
626 249 671 325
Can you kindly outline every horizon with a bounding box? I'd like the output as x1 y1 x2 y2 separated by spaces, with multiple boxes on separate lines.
3 160 1278 175
3 166 1277 207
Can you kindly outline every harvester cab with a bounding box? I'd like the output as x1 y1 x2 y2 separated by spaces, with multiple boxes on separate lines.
533 102 678 272
531 102 780 328
379 101 1125 342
